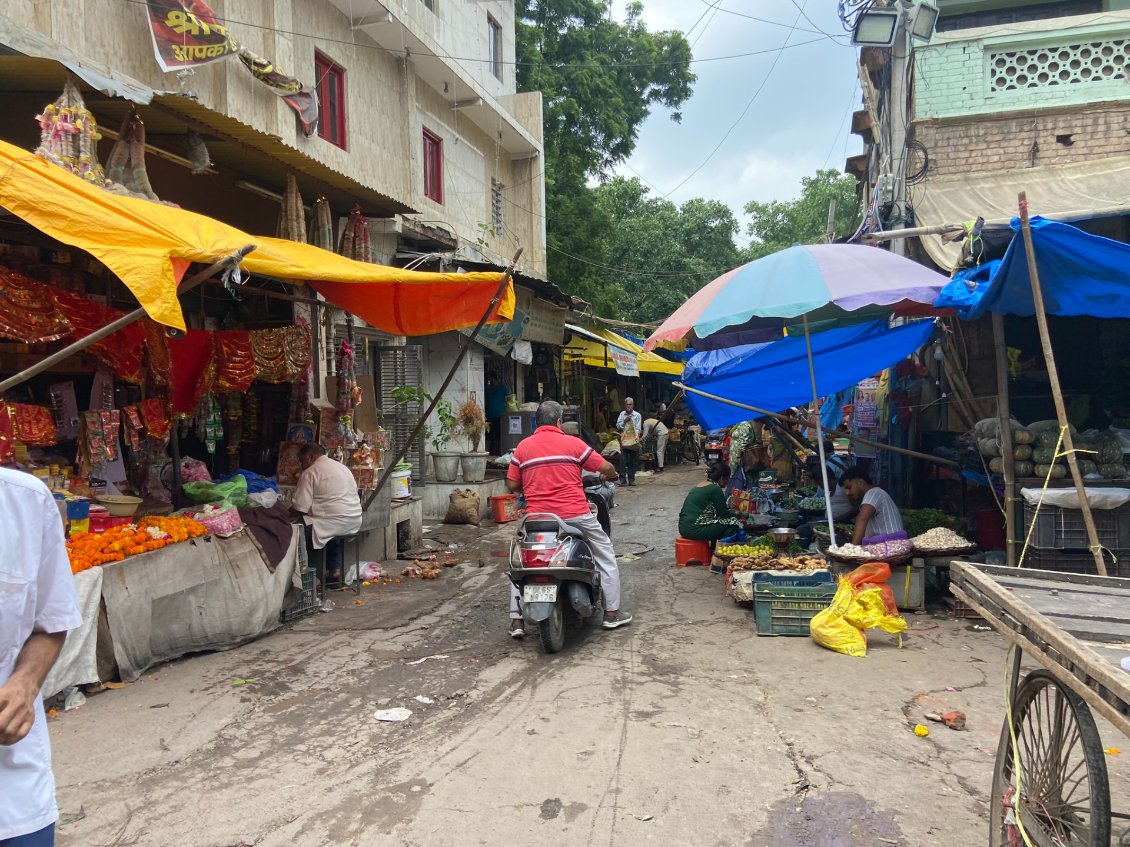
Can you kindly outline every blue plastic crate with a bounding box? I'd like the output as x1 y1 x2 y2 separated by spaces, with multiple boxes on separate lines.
751 569 834 588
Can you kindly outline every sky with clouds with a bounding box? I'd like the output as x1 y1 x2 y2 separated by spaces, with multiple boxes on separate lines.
613 0 862 244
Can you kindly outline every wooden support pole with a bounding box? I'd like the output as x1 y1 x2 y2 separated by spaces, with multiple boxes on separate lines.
992 312 1018 567
362 250 522 510
1017 191 1107 576
674 382 960 468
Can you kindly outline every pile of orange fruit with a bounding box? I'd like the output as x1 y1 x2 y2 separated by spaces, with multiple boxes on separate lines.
67 515 208 574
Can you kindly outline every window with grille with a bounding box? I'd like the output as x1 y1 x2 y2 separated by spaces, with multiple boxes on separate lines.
491 179 504 236
315 52 347 149
423 129 443 204
989 37 1130 91
488 15 503 80
376 345 426 483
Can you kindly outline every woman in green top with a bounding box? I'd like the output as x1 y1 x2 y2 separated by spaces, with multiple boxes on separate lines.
679 462 742 541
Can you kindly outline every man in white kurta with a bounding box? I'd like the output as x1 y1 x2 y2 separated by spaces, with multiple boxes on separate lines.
0 467 82 846
291 444 362 583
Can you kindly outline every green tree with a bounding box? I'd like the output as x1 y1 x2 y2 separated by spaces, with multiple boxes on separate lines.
742 169 861 261
515 0 695 311
592 177 740 323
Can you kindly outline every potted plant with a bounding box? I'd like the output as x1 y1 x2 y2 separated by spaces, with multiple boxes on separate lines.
456 393 489 483
391 387 460 482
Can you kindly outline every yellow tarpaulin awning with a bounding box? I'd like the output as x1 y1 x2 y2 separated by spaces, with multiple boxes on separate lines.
564 325 683 376
0 139 513 333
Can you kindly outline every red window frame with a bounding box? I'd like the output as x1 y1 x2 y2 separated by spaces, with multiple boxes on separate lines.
423 129 443 203
315 52 347 150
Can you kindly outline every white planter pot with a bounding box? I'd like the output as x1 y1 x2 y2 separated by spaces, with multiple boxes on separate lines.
460 452 489 483
432 452 462 482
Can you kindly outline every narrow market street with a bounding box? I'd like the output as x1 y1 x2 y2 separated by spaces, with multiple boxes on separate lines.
49 462 1130 847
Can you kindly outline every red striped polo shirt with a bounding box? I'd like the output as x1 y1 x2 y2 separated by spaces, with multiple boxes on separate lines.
507 424 606 519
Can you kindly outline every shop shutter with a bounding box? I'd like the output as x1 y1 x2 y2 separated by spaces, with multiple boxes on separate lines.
376 344 426 483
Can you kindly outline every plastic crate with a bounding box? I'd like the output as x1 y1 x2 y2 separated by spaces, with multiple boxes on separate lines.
751 569 834 588
281 568 319 623
1021 547 1127 578
753 581 838 637
1022 501 1130 550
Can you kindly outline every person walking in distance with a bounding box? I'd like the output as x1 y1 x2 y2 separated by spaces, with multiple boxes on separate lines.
506 401 633 636
0 467 83 847
615 397 643 486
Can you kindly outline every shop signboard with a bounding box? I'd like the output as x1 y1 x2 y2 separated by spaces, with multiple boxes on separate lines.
516 288 567 345
144 0 319 134
459 308 528 356
608 344 639 377
852 375 883 458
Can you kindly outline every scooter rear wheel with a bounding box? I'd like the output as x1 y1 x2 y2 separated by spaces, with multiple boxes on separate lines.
539 598 566 653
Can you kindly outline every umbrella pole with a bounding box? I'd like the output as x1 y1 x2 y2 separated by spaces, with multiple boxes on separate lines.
1017 192 1106 576
802 315 838 547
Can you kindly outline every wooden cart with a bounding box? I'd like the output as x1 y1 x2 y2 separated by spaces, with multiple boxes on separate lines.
949 561 1130 846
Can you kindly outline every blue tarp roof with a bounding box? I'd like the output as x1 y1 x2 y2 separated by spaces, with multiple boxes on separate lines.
682 319 937 430
934 217 1130 320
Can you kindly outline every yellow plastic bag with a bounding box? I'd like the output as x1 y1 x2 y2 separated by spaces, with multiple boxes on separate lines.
844 586 908 636
810 580 908 657
810 580 868 657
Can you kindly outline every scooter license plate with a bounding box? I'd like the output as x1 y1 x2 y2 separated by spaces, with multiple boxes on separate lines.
523 584 558 603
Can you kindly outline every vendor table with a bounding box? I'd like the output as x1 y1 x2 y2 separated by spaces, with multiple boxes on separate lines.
58 527 302 685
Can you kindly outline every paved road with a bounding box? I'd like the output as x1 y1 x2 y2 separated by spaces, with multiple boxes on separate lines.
50 463 1130 846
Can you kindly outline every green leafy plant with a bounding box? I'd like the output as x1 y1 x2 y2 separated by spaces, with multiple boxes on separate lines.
390 386 456 452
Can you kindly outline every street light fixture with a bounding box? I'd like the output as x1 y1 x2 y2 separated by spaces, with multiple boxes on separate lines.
851 9 899 46
850 1 938 46
909 2 940 41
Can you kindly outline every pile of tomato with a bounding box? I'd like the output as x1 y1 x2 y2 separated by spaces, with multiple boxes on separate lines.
67 515 208 574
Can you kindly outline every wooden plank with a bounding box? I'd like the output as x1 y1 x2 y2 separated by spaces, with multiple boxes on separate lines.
1032 613 1130 644
951 562 1130 711
951 582 1130 738
973 563 1130 591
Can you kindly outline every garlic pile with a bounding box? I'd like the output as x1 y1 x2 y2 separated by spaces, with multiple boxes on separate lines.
911 527 973 550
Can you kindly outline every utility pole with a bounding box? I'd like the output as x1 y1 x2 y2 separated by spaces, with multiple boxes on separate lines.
887 18 910 258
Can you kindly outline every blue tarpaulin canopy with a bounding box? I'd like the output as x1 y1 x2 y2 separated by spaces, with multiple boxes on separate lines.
934 217 1130 319
682 319 937 430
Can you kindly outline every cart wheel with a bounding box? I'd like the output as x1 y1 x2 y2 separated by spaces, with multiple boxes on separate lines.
990 669 1111 847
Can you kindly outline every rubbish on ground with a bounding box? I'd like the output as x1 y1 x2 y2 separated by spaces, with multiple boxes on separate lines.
1105 747 1122 755
1121 656 1130 671
914 724 930 737
63 686 86 711
414 695 435 705
232 678 257 686
631 814 654 821
926 711 967 730
374 708 413 722
354 599 364 606
360 562 381 581
405 654 449 666
618 553 639 562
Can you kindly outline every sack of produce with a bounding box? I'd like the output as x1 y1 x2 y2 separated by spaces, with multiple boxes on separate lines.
1097 439 1123 464
989 457 1004 473
810 564 906 657
1029 420 1073 435
1014 461 1035 477
1013 444 1032 461
444 488 481 525
1031 446 1058 465
1100 464 1127 479
977 437 1000 457
1013 428 1035 445
1078 459 1099 477
1035 463 1067 479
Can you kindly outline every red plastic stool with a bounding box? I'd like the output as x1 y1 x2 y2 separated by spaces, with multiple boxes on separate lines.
675 537 712 567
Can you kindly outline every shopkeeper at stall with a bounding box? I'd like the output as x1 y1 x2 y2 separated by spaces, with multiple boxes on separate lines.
840 467 905 546
291 443 362 584
679 463 743 542
805 444 854 521
725 445 770 497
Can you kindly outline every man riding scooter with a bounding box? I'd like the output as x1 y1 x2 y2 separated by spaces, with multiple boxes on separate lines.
505 400 633 638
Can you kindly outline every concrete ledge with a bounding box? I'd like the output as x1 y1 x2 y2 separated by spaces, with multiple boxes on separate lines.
422 477 509 521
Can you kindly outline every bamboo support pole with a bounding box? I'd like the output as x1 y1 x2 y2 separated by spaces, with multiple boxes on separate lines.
361 250 522 511
673 382 960 468
862 224 965 243
992 313 1018 567
1017 192 1107 576
802 314 839 546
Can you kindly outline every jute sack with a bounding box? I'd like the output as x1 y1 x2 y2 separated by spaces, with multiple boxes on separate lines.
444 488 481 525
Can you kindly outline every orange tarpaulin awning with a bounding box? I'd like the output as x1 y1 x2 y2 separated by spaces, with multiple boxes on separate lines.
0 139 513 333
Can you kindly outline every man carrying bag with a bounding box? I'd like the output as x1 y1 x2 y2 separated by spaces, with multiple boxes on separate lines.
616 397 642 486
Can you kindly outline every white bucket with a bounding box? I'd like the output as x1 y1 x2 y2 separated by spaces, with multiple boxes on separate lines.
391 468 412 499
